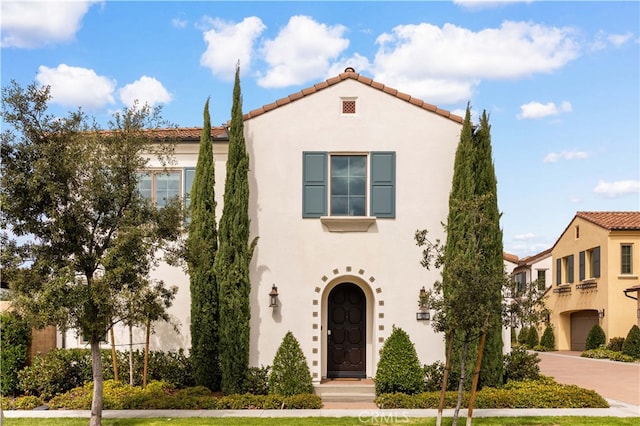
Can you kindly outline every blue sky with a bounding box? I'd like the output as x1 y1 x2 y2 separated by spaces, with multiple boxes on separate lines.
2 0 639 258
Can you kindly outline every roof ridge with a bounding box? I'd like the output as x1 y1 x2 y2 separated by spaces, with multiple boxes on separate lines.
243 70 464 124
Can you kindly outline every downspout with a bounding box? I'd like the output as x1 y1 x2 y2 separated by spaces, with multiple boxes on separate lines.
623 289 638 300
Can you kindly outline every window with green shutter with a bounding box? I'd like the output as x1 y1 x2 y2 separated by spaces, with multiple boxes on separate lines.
302 151 395 219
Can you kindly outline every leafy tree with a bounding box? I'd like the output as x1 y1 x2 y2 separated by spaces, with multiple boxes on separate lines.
214 64 258 395
622 325 640 359
507 278 549 336
374 326 424 395
540 324 555 350
473 110 505 389
584 324 606 351
186 97 221 390
1 81 181 426
268 331 313 396
415 105 506 426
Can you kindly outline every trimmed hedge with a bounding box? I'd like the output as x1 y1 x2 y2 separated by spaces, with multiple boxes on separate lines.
540 325 555 351
585 324 606 351
0 311 31 396
268 331 313 396
375 326 423 395
375 376 609 409
622 325 640 359
43 380 322 410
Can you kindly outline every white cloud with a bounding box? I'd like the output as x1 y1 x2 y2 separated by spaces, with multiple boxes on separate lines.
593 180 640 198
543 150 588 163
517 100 572 119
1 1 99 48
200 16 266 80
257 16 349 88
118 76 172 108
36 64 116 110
513 232 535 241
372 21 579 104
591 30 634 51
172 18 188 29
454 0 533 10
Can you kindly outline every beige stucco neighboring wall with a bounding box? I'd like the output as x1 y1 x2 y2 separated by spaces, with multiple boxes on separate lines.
546 216 639 350
244 79 460 380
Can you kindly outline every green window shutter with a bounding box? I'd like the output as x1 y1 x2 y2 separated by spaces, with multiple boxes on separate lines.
556 259 562 285
370 152 396 218
594 246 601 278
579 251 585 281
302 152 327 217
567 254 574 283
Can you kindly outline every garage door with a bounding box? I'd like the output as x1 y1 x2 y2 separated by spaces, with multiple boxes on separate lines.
570 310 599 351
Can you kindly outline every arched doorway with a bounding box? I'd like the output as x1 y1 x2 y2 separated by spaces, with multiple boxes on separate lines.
327 283 366 378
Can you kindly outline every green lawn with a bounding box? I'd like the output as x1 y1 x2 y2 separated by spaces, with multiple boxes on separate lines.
3 417 640 426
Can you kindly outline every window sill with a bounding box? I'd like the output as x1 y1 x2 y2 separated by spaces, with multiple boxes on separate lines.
320 216 376 232
619 274 638 280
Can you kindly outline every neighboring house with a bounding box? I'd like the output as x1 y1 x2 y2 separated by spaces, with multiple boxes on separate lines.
623 284 640 327
61 69 485 382
544 211 640 351
511 248 552 295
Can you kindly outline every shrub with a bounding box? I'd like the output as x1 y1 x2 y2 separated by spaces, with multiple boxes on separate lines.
0 312 31 396
13 395 43 410
374 326 423 396
622 325 640 359
422 361 445 392
608 351 635 362
517 327 529 346
526 326 539 348
584 324 606 351
268 331 313 396
375 377 609 409
503 346 540 383
606 337 625 352
581 347 614 359
540 325 555 350
242 365 270 395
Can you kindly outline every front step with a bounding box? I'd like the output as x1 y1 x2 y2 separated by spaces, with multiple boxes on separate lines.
313 379 376 402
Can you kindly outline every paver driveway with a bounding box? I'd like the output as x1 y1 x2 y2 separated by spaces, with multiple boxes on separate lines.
537 350 640 405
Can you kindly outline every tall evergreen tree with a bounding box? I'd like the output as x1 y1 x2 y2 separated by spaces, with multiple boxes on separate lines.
215 64 257 395
186 98 221 390
473 111 505 388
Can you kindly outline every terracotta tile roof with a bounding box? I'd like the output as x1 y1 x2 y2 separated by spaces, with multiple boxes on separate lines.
576 211 640 230
518 248 552 266
503 252 519 263
243 70 464 124
147 127 228 140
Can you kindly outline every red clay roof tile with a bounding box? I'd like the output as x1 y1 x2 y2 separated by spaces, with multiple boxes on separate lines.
576 211 640 230
243 71 463 124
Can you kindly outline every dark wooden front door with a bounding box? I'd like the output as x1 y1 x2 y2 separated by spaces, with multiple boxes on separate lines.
327 283 366 378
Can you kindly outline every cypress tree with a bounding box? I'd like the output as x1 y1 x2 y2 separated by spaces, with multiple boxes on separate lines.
186 98 220 390
215 64 258 394
473 110 505 388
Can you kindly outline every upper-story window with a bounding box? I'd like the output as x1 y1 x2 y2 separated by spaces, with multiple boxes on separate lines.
621 244 633 274
514 271 526 295
137 168 195 209
579 246 601 280
302 151 395 218
536 269 546 290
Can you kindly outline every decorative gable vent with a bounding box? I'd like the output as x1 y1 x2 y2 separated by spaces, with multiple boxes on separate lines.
342 98 356 114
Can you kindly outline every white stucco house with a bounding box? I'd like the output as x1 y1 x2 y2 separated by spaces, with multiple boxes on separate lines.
60 69 469 382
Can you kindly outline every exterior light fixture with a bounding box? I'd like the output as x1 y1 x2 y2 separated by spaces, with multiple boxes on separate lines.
416 286 430 321
269 284 279 308
598 309 605 319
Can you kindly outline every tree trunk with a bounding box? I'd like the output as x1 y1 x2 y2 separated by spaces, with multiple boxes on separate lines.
453 335 469 426
437 330 455 426
128 324 134 386
90 339 103 426
143 318 151 389
467 330 488 426
110 327 118 382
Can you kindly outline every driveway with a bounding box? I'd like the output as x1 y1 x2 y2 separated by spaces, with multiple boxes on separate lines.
537 350 640 405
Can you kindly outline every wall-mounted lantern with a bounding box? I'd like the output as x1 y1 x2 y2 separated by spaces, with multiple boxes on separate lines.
416 286 430 321
269 284 279 308
598 308 605 319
